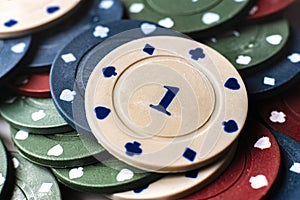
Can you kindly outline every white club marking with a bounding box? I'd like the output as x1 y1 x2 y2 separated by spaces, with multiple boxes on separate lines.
236 55 252 65
31 110 46 121
60 89 76 102
39 183 53 193
99 0 114 9
263 77 275 86
202 12 220 25
249 174 268 189
0 173 5 186
61 53 76 63
93 26 110 38
290 163 300 173
158 17 174 28
15 130 29 140
269 111 286 123
266 35 283 45
69 167 84 179
116 169 134 182
288 53 300 63
11 42 26 53
254 137 271 150
129 3 144 13
12 157 20 169
47 144 63 157
141 23 157 35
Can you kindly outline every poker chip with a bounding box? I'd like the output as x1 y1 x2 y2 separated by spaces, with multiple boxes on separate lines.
108 143 237 200
0 97 72 134
51 158 162 194
85 36 248 172
10 72 51 98
270 130 300 199
0 0 81 38
184 120 281 199
248 0 295 19
0 36 31 84
27 0 123 69
122 0 253 34
10 126 106 168
51 20 184 133
243 28 300 99
203 18 289 71
258 83 300 144
11 152 62 200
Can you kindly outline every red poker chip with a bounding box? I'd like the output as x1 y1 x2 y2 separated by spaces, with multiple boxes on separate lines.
183 120 281 200
258 84 300 144
10 72 50 98
248 0 295 19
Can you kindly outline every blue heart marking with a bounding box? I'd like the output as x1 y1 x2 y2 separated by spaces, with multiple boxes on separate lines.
94 106 111 120
125 141 142 156
222 120 239 133
4 19 17 27
47 6 60 14
102 66 117 78
224 78 240 90
189 48 205 60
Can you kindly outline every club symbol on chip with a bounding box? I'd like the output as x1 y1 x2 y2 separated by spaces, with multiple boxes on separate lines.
224 78 240 90
134 184 149 193
143 44 155 55
47 6 60 14
94 106 111 120
189 48 205 60
102 66 117 78
125 141 142 156
222 120 238 133
4 19 17 27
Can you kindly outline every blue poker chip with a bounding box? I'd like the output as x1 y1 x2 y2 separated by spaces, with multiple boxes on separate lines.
26 0 123 71
0 36 31 85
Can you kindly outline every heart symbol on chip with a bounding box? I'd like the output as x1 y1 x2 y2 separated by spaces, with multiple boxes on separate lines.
0 173 5 185
31 110 46 121
141 23 157 35
224 78 240 90
116 169 134 182
236 55 252 65
47 144 63 157
266 35 282 45
202 12 220 24
11 43 26 53
60 89 76 102
158 17 174 28
269 111 286 123
249 174 268 189
94 106 111 120
254 137 271 150
69 167 84 179
15 130 29 140
288 53 300 63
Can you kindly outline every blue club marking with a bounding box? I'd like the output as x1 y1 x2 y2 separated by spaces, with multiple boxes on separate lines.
150 86 179 116
189 48 206 60
125 141 142 156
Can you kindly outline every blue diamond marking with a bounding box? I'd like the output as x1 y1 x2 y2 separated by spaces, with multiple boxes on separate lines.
143 44 155 55
134 184 149 193
4 19 17 27
47 6 60 14
102 66 117 78
125 141 142 156
224 78 240 90
183 148 196 162
94 106 111 120
185 169 199 178
189 48 205 60
222 120 239 133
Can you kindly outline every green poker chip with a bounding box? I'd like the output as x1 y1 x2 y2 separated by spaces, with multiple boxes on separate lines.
11 126 107 168
0 96 72 134
123 0 253 34
11 152 61 200
52 158 162 194
203 18 290 71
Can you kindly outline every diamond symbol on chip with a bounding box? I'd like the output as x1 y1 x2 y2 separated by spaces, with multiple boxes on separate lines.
158 17 174 28
61 53 76 63
39 183 53 193
93 25 110 38
189 48 205 60
202 12 220 24
129 3 144 13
